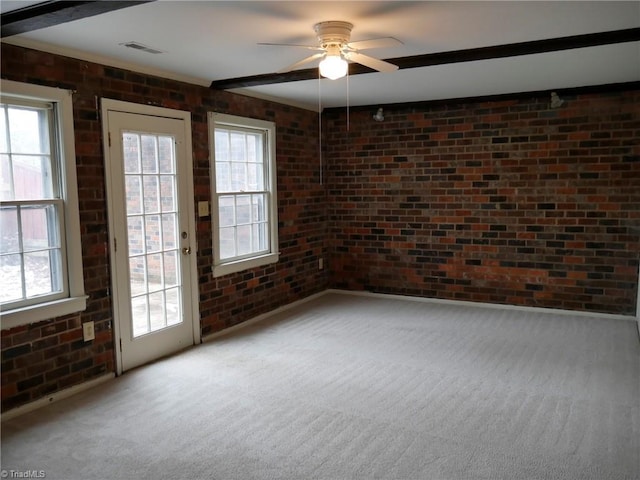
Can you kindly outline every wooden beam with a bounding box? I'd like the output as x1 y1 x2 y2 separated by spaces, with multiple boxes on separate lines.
1 1 155 38
210 28 640 90
322 81 640 114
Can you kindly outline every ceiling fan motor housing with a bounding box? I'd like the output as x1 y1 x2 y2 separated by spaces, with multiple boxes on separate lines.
314 21 353 48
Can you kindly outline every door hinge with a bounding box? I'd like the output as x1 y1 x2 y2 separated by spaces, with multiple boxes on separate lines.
108 131 112 147
119 338 122 352
114 237 117 252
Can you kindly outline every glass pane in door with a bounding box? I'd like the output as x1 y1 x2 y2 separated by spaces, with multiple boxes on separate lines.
123 132 181 338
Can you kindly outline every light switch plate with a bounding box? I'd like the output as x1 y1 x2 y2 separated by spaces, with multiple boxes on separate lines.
198 201 209 217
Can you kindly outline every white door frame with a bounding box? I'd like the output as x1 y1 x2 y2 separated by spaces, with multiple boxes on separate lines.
101 98 200 375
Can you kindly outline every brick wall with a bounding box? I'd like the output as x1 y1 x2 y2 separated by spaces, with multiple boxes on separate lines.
1 43 327 412
2 41 638 413
325 89 640 315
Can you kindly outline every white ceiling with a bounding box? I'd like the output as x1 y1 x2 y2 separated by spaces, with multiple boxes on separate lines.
3 1 639 111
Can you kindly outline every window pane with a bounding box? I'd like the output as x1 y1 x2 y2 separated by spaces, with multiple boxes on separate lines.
125 176 142 215
236 195 251 225
158 136 174 174
252 194 266 222
214 130 230 160
246 134 260 162
0 154 12 201
145 215 161 253
0 205 19 254
248 163 264 191
166 287 181 326
161 214 177 250
215 162 231 193
252 223 268 251
231 162 246 191
8 107 50 155
147 252 163 292
12 155 54 200
0 108 8 153
218 196 235 227
141 135 158 174
127 216 144 255
237 224 251 255
143 175 159 213
160 175 175 212
219 227 235 259
123 133 141 174
131 295 149 337
163 251 178 287
230 132 246 162
129 256 147 296
0 254 23 303
24 250 54 297
149 290 166 332
21 204 59 251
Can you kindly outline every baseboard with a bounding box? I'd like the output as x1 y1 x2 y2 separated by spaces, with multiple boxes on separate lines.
203 288 635 346
202 290 329 343
326 289 636 322
1 373 115 422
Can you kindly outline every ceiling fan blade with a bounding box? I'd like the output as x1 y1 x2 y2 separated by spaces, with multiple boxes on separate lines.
258 42 322 50
347 37 403 51
346 52 398 72
277 52 325 73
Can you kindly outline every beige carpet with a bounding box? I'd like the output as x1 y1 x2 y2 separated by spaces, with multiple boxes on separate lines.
2 292 639 479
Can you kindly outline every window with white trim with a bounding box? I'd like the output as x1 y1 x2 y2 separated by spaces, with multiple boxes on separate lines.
0 81 86 328
209 113 278 277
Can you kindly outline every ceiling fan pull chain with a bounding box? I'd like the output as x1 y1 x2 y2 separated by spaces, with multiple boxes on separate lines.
346 67 350 131
318 69 323 186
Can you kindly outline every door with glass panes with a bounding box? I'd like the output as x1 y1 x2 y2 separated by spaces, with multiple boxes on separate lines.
104 106 196 372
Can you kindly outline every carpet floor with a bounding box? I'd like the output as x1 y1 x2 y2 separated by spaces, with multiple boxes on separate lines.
1 292 639 480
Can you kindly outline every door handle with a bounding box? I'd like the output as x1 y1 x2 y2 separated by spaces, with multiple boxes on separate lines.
182 247 191 255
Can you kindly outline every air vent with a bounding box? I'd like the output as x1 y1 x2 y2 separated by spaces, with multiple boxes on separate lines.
120 42 164 55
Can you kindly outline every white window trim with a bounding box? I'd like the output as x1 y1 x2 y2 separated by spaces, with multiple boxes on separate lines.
209 113 278 277
0 80 86 329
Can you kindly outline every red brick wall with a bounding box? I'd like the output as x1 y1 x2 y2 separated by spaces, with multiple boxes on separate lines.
2 41 638 413
325 89 640 315
1 43 327 411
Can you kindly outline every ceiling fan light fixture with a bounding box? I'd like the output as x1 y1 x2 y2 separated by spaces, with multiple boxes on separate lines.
261 20 399 80
319 54 348 80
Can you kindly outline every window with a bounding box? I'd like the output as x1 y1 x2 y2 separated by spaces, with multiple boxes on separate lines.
0 81 85 328
209 113 278 277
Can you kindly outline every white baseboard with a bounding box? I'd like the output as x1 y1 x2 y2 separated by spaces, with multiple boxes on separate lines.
202 290 329 343
1 373 115 422
326 289 636 322
203 288 636 346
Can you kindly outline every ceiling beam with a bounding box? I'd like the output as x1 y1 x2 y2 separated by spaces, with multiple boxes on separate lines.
1 1 155 38
323 81 640 113
210 27 640 90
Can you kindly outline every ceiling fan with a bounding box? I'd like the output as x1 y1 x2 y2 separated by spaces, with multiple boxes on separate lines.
259 21 403 80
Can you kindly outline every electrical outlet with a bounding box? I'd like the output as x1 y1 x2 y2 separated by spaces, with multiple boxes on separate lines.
83 321 95 342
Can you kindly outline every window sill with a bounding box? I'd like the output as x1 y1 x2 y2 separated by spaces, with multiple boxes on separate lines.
1 295 88 330
213 252 279 278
